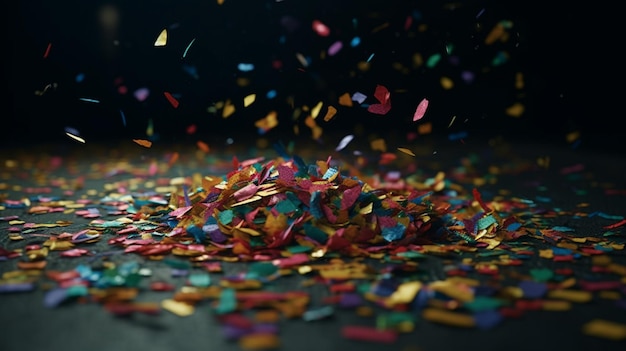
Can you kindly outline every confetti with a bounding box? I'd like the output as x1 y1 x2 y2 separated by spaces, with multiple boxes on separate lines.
154 29 167 46
133 139 152 148
413 98 429 121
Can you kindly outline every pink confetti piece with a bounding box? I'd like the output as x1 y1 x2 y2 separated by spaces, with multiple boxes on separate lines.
312 19 330 37
413 98 429 121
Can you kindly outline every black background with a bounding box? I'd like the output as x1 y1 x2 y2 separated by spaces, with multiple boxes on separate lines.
4 0 621 151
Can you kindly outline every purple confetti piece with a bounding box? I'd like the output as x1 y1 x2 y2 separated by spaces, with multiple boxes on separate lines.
43 287 68 308
0 282 36 293
474 310 503 330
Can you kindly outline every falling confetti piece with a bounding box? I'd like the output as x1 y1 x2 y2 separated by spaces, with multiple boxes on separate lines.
154 29 167 46
164 92 180 108
43 43 52 58
244 94 256 107
182 38 196 58
413 98 429 121
323 105 337 121
397 147 415 156
133 139 153 148
312 19 330 37
66 133 85 144
335 135 354 151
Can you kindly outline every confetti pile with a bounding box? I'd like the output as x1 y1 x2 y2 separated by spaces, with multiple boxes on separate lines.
1 143 625 350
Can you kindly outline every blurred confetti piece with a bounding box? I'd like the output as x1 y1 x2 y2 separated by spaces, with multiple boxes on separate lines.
238 333 280 350
133 139 153 148
244 94 256 107
328 40 343 56
43 42 52 58
197 140 210 153
312 19 330 37
582 319 626 340
154 29 168 46
397 147 415 157
413 98 429 121
161 299 194 317
66 132 85 144
335 134 354 151
422 308 476 327
222 100 236 118
341 325 398 343
134 87 150 102
505 102 524 117
164 92 180 108
323 105 337 121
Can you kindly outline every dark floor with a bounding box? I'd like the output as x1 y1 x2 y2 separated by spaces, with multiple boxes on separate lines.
1 136 625 351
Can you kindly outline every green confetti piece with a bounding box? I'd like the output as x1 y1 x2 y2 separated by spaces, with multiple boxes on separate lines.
248 262 279 277
218 209 234 225
530 268 554 282
275 199 297 213
463 296 505 312
189 272 211 287
214 288 237 315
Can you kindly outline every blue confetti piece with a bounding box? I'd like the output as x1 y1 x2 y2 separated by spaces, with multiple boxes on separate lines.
44 288 68 308
448 131 468 141
266 89 277 99
474 310 503 330
78 97 100 103
366 53 375 62
237 63 255 72
519 280 547 299
350 36 361 47
187 224 206 243
381 223 405 242
120 110 127 126
506 222 522 231
310 191 324 219
75 73 85 83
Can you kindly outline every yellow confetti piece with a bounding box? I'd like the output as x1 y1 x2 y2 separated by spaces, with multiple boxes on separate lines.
311 101 323 119
541 300 572 311
505 102 525 117
440 76 454 90
255 111 278 133
133 139 153 148
422 308 475 328
161 299 195 317
370 138 387 152
222 100 236 118
66 132 85 143
566 131 580 143
582 319 626 340
244 93 256 107
385 281 422 307
397 147 415 157
546 289 592 303
154 29 167 47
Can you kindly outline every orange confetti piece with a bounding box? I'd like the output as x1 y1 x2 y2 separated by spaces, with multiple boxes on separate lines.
323 105 337 121
133 139 153 148
338 92 353 107
196 141 210 153
164 92 180 108
397 147 415 157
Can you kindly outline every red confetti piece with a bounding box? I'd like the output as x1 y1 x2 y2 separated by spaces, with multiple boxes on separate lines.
341 325 398 343
164 91 180 108
43 43 52 58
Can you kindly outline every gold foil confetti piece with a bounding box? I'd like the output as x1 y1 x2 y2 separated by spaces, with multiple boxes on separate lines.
541 300 571 311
